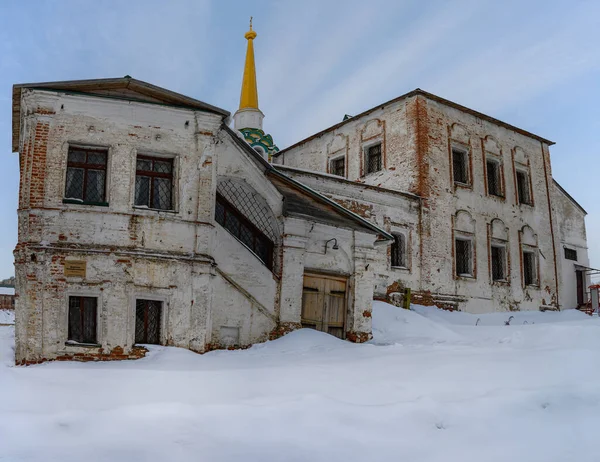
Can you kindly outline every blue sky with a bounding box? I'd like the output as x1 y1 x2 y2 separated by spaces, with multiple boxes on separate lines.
0 0 599 278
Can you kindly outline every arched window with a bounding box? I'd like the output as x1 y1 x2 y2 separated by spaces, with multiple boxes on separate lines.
454 210 476 278
215 178 280 269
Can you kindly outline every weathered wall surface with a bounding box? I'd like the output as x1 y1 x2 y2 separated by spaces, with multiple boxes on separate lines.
14 88 380 364
276 94 567 313
276 166 421 301
552 183 590 309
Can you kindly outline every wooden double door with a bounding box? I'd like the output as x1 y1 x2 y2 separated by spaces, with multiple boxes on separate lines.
301 273 347 339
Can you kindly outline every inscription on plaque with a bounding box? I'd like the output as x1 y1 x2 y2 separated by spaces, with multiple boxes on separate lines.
64 260 86 278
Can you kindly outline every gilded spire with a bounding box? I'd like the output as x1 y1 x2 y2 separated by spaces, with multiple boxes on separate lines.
239 17 259 110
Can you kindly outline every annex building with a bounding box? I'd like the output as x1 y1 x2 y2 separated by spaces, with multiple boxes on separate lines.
11 23 591 364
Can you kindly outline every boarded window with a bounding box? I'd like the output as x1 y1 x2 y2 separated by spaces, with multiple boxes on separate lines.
491 245 506 281
330 157 345 177
452 148 469 184
215 193 274 269
455 238 472 276
391 233 406 267
564 248 577 261
523 251 537 286
65 147 108 204
135 155 173 210
516 170 532 205
487 160 502 196
365 144 382 174
68 296 97 344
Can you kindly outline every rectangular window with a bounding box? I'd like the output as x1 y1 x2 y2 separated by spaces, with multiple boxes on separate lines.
486 159 502 197
455 238 473 277
365 143 382 174
516 170 532 205
491 244 506 281
64 146 108 204
215 194 274 269
564 248 578 261
68 296 97 344
330 157 345 177
391 234 406 268
452 148 469 185
523 250 538 286
135 155 174 210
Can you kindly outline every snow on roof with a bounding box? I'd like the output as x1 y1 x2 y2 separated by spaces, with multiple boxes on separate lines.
0 287 15 296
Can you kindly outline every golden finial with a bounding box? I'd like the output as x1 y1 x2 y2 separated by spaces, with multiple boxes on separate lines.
245 17 257 40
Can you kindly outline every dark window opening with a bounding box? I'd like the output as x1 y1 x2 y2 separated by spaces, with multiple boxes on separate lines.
391 234 406 267
68 296 97 344
491 245 506 281
65 147 108 204
215 194 274 269
516 170 532 205
135 155 173 210
452 148 469 185
455 238 472 276
487 160 502 196
564 248 577 261
135 299 162 345
365 144 382 174
330 157 345 177
523 251 537 286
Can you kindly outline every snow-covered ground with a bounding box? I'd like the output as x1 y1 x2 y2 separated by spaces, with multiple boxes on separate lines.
1 301 599 462
0 309 14 325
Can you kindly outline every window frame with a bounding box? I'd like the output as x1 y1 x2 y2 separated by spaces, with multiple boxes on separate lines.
515 167 533 206
485 156 504 198
451 145 470 187
66 295 99 346
329 155 346 178
564 247 578 261
490 241 508 283
134 154 176 211
63 145 109 206
454 235 475 278
522 247 539 287
391 232 407 269
364 142 383 175
215 193 275 270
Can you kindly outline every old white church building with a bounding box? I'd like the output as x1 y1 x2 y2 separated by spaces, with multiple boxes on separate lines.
11 24 591 364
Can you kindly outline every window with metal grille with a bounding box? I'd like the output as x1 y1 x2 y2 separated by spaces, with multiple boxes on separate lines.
64 146 108 204
453 148 469 185
330 157 345 177
516 170 532 205
135 155 173 210
523 250 537 286
564 248 578 261
365 144 382 174
215 193 274 269
391 233 406 267
487 159 502 196
68 296 97 344
135 299 162 345
455 238 473 276
491 244 506 281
